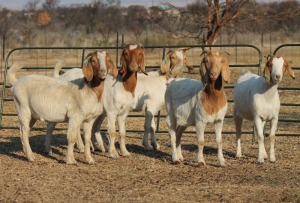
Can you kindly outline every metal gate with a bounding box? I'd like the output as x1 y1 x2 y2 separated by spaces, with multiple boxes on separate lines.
0 44 268 136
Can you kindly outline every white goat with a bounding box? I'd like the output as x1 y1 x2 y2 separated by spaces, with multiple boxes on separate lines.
165 50 231 166
133 48 192 150
233 55 295 163
7 50 117 164
100 44 146 158
45 52 118 154
49 48 191 152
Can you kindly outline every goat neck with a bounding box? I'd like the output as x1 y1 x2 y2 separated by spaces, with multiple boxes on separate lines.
201 75 227 115
121 71 137 97
92 80 105 102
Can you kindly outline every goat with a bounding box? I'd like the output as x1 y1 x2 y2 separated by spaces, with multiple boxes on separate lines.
48 47 192 153
7 50 117 164
165 50 231 166
233 55 295 163
99 44 146 158
45 51 119 155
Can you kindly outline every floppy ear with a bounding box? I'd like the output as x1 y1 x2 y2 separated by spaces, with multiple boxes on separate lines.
263 60 272 84
107 56 118 79
139 51 145 73
82 60 93 81
200 60 209 90
160 52 171 74
284 60 295 79
119 53 127 78
221 57 231 83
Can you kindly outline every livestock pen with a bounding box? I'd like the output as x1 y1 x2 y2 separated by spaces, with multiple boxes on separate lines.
1 44 299 136
0 44 299 202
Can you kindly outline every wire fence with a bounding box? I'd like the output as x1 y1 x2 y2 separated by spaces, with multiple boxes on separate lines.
0 44 299 137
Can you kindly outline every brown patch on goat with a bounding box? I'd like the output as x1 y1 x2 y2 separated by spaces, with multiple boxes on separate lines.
83 51 100 82
119 44 145 96
201 81 227 115
92 82 105 102
106 53 118 78
200 51 229 115
123 72 138 97
160 48 192 79
283 59 295 79
84 51 117 101
263 57 273 83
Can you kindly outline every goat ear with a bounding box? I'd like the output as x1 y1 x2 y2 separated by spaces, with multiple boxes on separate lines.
82 61 93 81
160 52 171 74
108 59 118 79
119 54 127 78
221 57 231 83
263 60 272 83
284 60 295 79
139 52 146 73
200 61 209 90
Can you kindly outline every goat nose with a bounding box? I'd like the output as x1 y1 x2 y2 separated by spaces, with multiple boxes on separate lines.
99 69 106 75
276 75 281 80
210 72 216 78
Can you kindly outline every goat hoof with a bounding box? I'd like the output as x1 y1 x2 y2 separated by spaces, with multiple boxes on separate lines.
143 144 153 151
66 160 77 165
257 159 264 164
109 151 119 159
270 157 276 163
173 160 181 165
87 159 96 165
153 143 160 150
120 151 130 157
197 162 205 168
27 157 35 162
219 160 226 167
66 156 77 165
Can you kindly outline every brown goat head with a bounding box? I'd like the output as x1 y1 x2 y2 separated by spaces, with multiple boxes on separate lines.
82 51 117 82
263 55 295 84
160 48 193 79
119 44 145 78
200 50 231 89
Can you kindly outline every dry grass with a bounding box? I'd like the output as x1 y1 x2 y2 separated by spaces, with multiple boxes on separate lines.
0 45 299 202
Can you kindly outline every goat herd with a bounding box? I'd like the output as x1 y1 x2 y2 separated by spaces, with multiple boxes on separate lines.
6 44 295 166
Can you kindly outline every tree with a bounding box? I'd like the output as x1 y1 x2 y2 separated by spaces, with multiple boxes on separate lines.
38 11 51 44
98 6 123 43
25 0 40 11
125 5 148 41
153 0 250 45
43 0 60 11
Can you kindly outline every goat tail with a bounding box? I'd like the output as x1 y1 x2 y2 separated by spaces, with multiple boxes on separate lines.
6 63 23 86
53 60 65 78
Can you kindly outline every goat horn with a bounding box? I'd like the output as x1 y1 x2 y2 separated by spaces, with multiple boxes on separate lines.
265 54 274 60
84 52 94 61
137 43 144 48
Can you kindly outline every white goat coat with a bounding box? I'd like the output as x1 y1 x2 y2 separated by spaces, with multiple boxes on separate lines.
133 71 167 112
9 68 104 164
234 72 280 121
165 78 227 126
12 75 102 123
165 78 227 166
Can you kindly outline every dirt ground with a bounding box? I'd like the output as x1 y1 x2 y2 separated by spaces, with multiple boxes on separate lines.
0 47 300 202
0 125 300 202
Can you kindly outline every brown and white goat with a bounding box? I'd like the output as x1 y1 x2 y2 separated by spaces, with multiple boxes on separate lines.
165 50 231 166
94 44 146 158
234 55 295 163
7 51 116 164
